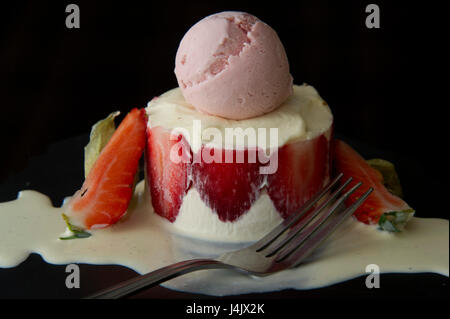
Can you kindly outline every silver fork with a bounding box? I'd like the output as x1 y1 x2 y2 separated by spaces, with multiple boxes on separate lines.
88 173 372 299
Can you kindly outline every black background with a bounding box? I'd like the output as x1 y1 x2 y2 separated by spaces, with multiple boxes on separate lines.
0 0 448 300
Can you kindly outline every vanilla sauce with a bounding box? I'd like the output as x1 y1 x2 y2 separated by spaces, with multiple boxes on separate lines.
0 181 448 296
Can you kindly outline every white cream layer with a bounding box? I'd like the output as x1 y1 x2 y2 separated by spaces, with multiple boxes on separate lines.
164 187 282 242
146 84 333 153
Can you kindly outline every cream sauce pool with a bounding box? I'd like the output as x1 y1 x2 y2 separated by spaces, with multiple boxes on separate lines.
0 181 448 296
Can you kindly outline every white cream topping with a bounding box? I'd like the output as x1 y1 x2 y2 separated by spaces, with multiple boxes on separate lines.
146 84 333 153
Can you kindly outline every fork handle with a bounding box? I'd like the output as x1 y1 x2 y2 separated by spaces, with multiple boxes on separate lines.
86 259 229 299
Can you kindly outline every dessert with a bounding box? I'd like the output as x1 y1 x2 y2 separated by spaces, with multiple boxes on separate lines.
58 10 418 243
143 11 335 241
145 85 332 241
0 10 448 299
59 11 414 241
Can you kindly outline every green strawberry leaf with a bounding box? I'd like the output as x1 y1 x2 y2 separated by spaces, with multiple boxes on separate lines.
378 209 415 232
366 158 403 198
59 213 91 240
84 111 120 177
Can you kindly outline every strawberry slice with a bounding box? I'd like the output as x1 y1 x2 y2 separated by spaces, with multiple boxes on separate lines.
145 129 266 223
63 108 147 230
145 126 191 222
192 147 264 222
333 139 414 231
267 134 330 218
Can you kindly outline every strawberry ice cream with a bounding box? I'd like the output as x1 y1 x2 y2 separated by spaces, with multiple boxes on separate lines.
174 11 293 120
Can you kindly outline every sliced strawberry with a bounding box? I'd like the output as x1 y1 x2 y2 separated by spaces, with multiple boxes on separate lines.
267 134 331 218
192 147 264 222
63 108 147 230
145 126 191 222
333 139 413 230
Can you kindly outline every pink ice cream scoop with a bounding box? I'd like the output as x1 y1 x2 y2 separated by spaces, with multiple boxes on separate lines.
174 11 293 120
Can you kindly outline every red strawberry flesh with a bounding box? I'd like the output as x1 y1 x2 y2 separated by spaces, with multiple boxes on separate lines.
267 133 331 218
64 108 147 229
192 147 264 222
145 126 191 222
333 139 411 225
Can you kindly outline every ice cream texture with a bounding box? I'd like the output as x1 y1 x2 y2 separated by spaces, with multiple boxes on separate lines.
174 11 293 120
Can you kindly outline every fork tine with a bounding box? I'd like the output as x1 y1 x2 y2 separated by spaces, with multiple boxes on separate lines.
274 181 365 263
253 173 344 252
264 176 354 257
278 187 373 266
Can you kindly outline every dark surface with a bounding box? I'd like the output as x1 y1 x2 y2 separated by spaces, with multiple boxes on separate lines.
0 0 448 301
